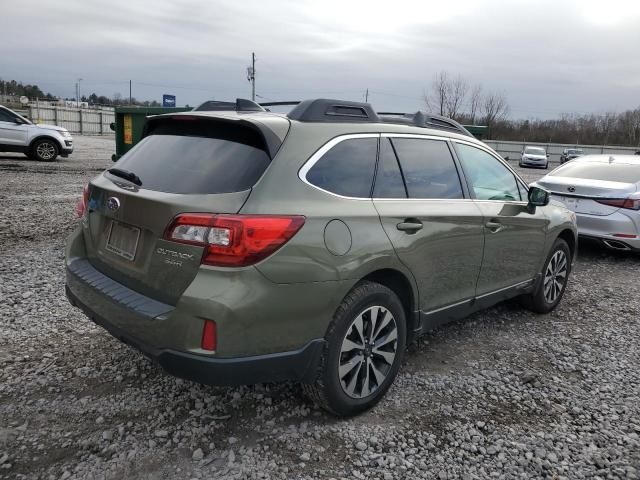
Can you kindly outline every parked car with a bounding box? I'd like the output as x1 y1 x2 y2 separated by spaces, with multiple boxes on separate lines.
560 148 584 164
533 155 640 252
0 105 73 161
519 146 549 169
65 98 577 416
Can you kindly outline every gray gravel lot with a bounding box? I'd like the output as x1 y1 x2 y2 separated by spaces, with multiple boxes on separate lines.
1 136 639 479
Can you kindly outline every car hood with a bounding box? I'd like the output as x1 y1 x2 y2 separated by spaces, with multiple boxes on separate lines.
524 154 546 160
35 123 69 133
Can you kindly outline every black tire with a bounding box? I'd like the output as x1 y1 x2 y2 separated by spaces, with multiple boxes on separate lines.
521 238 571 314
30 139 59 162
303 281 407 416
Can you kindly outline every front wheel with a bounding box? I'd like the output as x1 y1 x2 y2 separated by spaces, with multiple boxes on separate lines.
30 139 59 162
303 281 407 416
521 238 571 313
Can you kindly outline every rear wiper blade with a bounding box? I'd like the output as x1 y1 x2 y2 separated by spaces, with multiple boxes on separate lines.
107 168 142 186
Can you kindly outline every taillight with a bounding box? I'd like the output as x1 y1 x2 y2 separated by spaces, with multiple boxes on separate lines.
595 197 640 210
165 214 305 267
201 320 217 351
75 183 89 217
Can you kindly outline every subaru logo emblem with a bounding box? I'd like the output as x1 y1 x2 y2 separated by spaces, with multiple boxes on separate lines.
107 197 120 211
567 186 576 193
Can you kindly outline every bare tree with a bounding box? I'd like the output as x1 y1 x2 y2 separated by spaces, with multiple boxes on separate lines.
444 75 468 120
482 92 509 126
468 84 483 125
424 71 449 116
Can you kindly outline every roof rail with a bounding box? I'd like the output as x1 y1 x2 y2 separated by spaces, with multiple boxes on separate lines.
378 111 473 137
287 99 380 123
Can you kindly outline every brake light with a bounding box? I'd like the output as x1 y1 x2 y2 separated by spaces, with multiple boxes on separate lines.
201 320 217 351
75 183 89 217
595 197 640 210
165 214 305 267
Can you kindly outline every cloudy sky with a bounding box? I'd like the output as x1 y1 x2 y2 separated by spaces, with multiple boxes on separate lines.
3 0 640 118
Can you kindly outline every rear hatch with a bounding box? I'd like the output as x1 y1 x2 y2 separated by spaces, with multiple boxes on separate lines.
82 114 289 305
538 160 639 216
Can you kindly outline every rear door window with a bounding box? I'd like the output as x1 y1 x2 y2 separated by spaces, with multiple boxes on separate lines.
390 138 464 199
305 137 378 197
113 120 271 194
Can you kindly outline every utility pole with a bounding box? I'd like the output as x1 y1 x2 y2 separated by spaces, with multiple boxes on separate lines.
77 78 83 106
129 80 132 105
247 52 256 101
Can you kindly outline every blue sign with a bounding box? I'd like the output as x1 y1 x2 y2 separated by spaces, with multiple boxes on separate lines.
162 94 176 107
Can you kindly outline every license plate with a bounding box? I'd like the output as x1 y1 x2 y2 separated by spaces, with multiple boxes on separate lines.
554 195 580 211
105 221 140 261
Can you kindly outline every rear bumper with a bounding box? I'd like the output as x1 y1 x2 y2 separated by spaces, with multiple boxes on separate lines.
576 211 640 250
65 283 325 385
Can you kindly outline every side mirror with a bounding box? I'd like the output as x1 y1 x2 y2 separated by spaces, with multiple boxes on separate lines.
546 153 550 158
528 186 550 211
14 117 26 125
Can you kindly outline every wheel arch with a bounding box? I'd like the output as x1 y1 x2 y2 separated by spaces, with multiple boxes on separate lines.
557 228 576 261
29 135 63 153
359 268 420 343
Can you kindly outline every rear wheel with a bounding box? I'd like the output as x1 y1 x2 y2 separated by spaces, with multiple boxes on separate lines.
521 238 571 313
303 281 406 416
30 139 59 162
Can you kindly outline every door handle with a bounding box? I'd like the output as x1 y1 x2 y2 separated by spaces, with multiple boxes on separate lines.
396 220 423 233
485 220 504 233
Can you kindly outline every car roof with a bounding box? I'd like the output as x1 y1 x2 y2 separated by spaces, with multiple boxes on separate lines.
158 109 483 145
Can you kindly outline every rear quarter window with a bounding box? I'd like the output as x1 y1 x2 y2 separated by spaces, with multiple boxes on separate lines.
113 119 271 194
305 137 378 197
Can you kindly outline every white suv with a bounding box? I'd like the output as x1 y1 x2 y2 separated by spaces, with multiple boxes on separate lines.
0 105 73 161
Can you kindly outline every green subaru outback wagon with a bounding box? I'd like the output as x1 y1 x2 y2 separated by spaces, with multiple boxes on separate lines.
66 98 577 416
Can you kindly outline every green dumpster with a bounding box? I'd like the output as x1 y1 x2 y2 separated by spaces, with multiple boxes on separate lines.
110 106 192 162
463 125 489 140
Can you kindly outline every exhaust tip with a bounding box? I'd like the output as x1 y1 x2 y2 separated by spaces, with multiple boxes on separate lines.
603 239 631 251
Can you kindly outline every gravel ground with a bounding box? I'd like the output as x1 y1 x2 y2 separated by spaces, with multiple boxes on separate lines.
1 137 639 479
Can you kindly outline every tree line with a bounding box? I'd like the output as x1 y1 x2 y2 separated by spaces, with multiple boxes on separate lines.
424 71 640 147
0 79 56 100
1 78 162 107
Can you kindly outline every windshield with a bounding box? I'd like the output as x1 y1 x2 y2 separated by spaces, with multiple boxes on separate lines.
525 147 546 155
567 149 582 155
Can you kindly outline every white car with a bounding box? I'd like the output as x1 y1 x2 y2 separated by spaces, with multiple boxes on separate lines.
0 105 73 161
519 146 549 169
533 155 640 252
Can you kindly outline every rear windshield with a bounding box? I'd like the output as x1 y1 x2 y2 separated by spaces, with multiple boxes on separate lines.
113 119 271 194
550 162 640 183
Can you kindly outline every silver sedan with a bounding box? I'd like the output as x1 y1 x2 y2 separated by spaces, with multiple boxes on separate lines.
533 155 640 251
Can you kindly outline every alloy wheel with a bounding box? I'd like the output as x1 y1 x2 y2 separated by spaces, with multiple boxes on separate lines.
543 250 568 303
36 142 56 160
338 306 398 399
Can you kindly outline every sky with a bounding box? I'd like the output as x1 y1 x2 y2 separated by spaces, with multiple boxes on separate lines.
2 0 640 119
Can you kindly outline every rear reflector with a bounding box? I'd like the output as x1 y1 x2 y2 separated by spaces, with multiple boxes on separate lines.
75 183 89 217
201 320 217 351
612 233 637 238
165 214 305 267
